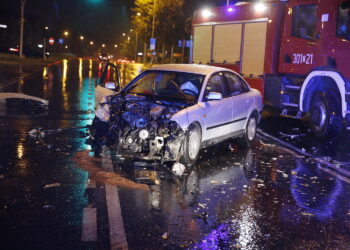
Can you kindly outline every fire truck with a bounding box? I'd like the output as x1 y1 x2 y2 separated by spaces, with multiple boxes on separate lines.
191 0 350 137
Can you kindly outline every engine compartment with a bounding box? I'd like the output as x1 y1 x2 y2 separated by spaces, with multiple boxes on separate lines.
93 94 186 161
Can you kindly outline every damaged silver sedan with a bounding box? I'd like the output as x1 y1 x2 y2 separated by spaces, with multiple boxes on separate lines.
90 64 263 166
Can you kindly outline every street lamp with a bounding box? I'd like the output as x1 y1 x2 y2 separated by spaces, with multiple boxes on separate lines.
102 44 105 48
45 26 48 30
90 41 94 45
64 31 69 36
137 12 141 16
114 44 118 48
19 0 26 58
80 35 84 40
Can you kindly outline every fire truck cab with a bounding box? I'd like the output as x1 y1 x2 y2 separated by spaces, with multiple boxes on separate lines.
191 0 350 137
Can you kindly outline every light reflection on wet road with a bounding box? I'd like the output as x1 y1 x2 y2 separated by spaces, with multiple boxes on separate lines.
0 59 350 249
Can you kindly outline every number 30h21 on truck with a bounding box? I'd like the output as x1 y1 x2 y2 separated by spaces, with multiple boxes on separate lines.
191 0 350 138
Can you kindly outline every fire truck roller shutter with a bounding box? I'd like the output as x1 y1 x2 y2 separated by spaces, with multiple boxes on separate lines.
213 24 242 64
241 22 267 77
193 25 213 64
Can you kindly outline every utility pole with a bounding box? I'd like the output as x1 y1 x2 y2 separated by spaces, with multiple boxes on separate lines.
43 36 46 59
134 32 138 61
19 0 26 58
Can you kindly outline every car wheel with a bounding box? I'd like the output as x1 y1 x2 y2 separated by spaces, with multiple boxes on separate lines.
181 123 201 166
309 91 342 138
240 114 257 147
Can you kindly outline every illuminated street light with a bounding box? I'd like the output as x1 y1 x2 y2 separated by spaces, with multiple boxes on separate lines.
65 45 68 49
90 41 94 45
80 35 84 40
130 29 133 32
64 31 69 36
45 26 48 30
114 44 118 48
137 12 141 16
102 44 105 48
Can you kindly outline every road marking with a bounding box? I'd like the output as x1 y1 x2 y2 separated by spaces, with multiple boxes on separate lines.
81 208 97 242
105 184 128 250
102 148 128 250
102 146 114 172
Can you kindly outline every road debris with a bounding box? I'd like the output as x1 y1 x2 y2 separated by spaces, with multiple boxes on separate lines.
279 132 307 139
44 183 61 189
301 212 314 217
172 162 185 176
162 232 169 239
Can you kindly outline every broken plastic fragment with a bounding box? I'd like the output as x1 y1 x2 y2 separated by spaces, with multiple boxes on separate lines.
198 203 206 209
301 212 314 216
172 162 185 176
44 183 61 189
162 232 168 239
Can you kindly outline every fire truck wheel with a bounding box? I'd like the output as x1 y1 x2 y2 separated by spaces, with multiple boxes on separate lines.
309 91 342 138
181 123 201 166
240 114 257 147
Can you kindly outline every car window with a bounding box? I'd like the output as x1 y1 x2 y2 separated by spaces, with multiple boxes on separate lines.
204 73 228 100
291 4 318 40
130 72 156 95
125 70 204 103
224 72 249 96
337 2 350 40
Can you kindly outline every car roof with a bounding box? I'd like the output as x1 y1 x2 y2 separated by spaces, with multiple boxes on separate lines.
150 64 233 75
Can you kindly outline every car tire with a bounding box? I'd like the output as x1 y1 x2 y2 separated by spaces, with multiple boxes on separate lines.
309 91 342 138
240 114 257 147
181 123 201 166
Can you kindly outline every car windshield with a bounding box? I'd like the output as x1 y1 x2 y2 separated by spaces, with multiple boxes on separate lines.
124 70 205 104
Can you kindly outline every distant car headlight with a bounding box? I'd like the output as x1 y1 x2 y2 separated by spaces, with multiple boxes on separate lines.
139 129 149 140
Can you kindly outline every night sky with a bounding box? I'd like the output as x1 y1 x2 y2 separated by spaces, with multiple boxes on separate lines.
0 0 240 49
1 0 131 45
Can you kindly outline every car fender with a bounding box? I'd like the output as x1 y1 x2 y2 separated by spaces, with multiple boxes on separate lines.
243 89 263 127
171 104 204 132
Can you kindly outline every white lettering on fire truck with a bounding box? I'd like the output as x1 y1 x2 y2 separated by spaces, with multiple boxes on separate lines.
292 53 314 65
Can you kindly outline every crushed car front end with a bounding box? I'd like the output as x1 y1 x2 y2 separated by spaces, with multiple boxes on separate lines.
91 94 187 162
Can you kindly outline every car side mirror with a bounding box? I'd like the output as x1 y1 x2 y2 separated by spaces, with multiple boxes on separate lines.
104 82 120 92
206 92 223 101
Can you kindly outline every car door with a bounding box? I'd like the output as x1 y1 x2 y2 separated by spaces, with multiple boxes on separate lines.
223 72 251 133
95 63 120 108
279 2 322 75
201 72 233 141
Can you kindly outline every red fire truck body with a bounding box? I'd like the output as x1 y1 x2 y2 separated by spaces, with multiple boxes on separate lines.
191 0 350 137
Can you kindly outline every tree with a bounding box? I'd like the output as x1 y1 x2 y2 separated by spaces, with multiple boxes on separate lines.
129 0 226 61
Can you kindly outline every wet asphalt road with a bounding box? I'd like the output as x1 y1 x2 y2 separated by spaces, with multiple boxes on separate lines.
0 59 350 249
